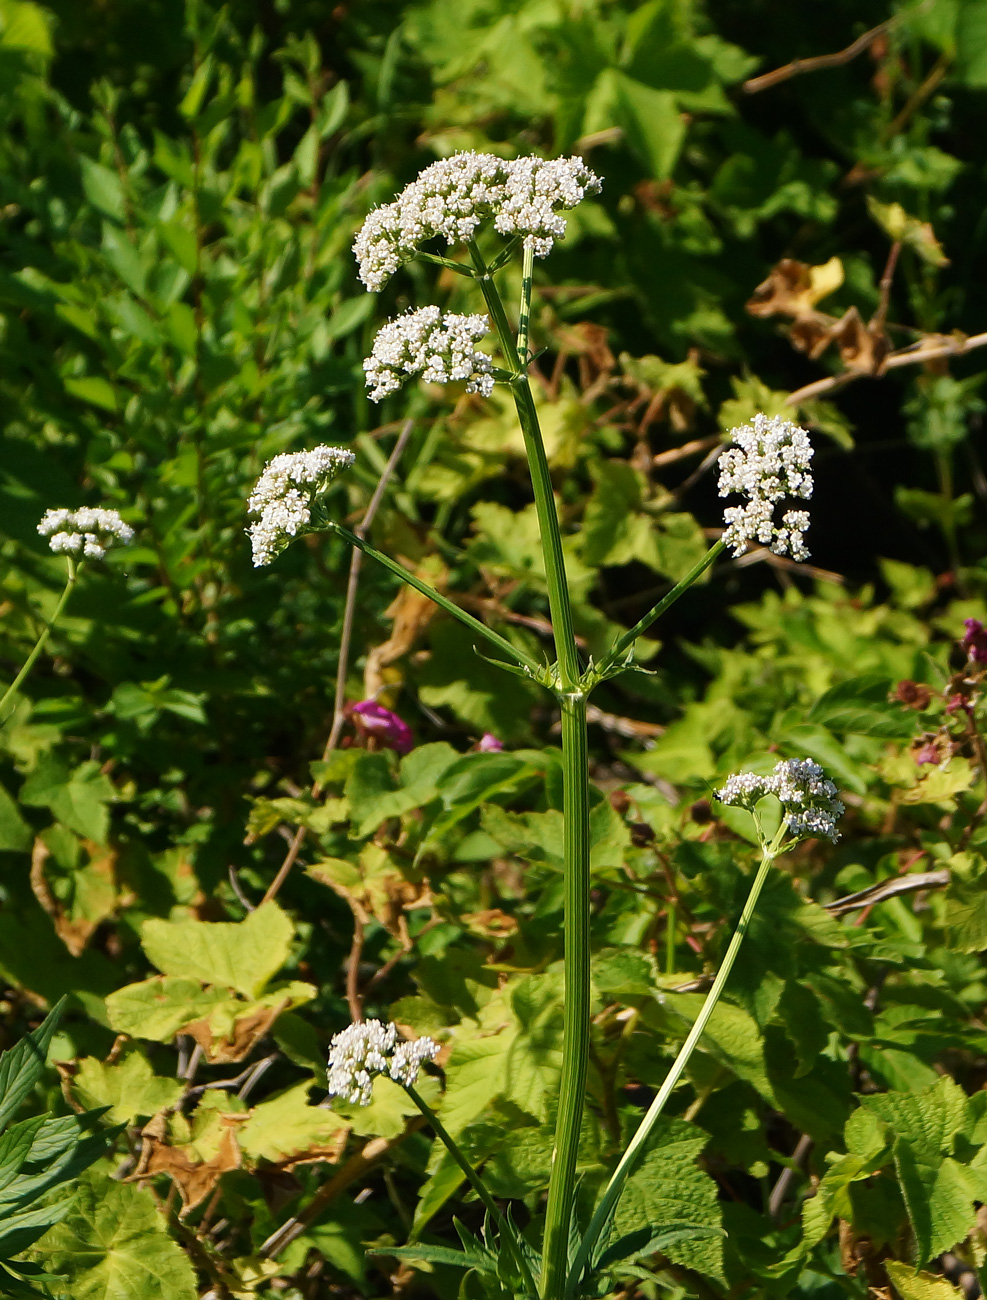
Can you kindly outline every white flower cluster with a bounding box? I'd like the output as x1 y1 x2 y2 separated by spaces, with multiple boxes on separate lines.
365 307 493 402
326 1019 440 1106
247 445 355 567
718 413 814 560
353 152 602 290
717 757 844 843
37 507 134 560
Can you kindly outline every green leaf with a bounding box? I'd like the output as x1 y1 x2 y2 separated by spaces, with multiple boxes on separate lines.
368 1242 495 1272
583 68 685 179
139 901 293 998
324 295 375 342
611 1118 724 1281
808 675 915 738
27 1170 197 1300
0 1118 44 1195
79 158 126 223
61 375 118 414
893 1142 980 1263
19 758 114 843
0 780 31 852
104 977 236 1041
0 1200 73 1258
71 1051 184 1126
0 1 52 55
596 1223 722 1273
886 1261 966 1300
943 853 987 953
956 0 987 85
0 1000 65 1137
238 1082 349 1165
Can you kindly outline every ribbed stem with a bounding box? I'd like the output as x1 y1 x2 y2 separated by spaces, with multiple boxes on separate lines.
541 693 591 1299
468 241 580 689
0 561 77 725
468 244 589 1298
565 844 778 1297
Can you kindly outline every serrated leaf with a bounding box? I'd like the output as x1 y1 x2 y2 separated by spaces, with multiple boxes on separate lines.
140 901 293 998
27 1170 196 1300
886 1261 966 1300
611 1118 724 1281
237 1082 349 1167
71 1052 184 1126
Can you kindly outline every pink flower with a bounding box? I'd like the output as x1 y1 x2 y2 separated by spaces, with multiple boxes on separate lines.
351 700 414 756
913 740 941 767
477 733 504 752
962 619 987 663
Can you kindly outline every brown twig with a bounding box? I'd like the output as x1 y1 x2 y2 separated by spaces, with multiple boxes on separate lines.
259 1122 426 1259
743 19 896 95
871 241 902 339
881 52 950 141
786 331 987 407
345 913 365 1023
260 421 414 908
652 435 722 468
769 1133 813 1222
825 869 950 916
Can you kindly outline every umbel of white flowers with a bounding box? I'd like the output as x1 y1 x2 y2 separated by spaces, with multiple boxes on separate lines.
719 413 813 560
37 507 134 560
247 445 355 567
326 1019 440 1107
353 152 602 291
364 306 493 403
717 758 845 842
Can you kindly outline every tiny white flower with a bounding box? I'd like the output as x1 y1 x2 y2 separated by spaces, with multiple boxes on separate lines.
716 757 844 842
37 507 134 560
364 307 493 403
353 152 602 290
327 1020 439 1106
718 414 814 560
247 445 355 567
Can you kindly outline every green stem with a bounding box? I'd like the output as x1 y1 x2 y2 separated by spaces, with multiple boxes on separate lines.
517 241 534 361
468 240 579 690
329 523 541 677
596 540 725 678
0 561 77 725
404 1084 539 1298
565 841 779 1298
541 693 592 1299
467 242 589 1299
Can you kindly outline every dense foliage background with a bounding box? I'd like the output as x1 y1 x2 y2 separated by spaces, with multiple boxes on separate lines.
3 0 987 1296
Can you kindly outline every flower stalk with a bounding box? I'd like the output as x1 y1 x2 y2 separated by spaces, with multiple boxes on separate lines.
565 827 782 1297
0 560 77 724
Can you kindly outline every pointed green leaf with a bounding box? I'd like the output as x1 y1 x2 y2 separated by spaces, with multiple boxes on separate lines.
0 1001 65 1136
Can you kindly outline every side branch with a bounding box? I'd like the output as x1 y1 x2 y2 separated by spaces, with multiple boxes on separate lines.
786 330 987 407
596 541 725 679
743 18 896 95
331 523 543 677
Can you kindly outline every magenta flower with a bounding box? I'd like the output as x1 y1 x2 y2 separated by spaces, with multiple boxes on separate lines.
351 700 414 756
962 619 987 663
913 740 941 767
477 733 504 752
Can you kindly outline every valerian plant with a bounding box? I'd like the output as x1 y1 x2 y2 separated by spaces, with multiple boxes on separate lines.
248 151 845 1300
